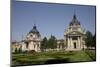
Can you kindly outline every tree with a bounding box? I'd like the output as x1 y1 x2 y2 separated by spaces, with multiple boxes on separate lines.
40 37 48 51
48 35 57 49
92 33 96 48
15 48 18 53
18 47 22 53
85 31 94 49
41 35 57 51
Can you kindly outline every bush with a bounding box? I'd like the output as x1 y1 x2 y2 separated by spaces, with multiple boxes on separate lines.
27 50 36 54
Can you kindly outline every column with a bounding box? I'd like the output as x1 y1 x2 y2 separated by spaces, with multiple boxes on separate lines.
67 36 70 49
79 37 82 49
39 41 41 51
80 37 83 49
78 36 80 49
70 37 72 49
38 42 41 52
64 35 67 49
35 43 37 52
34 43 36 51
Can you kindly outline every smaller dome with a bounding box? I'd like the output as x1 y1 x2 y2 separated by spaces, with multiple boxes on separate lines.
29 24 40 35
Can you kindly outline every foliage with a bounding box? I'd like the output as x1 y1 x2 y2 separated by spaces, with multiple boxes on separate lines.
40 35 57 51
92 33 96 47
18 48 22 53
15 48 18 53
47 35 57 49
85 31 96 49
40 37 48 51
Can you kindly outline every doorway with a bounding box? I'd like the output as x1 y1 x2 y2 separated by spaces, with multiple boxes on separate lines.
26 42 29 49
74 42 76 48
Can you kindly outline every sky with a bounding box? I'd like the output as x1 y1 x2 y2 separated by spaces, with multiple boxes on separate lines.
11 0 96 41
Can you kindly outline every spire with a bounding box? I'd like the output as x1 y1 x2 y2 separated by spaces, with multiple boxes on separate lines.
73 14 76 20
69 10 80 26
73 9 77 20
33 24 36 29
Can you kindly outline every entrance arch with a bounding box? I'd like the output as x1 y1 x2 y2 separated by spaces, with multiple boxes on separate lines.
74 42 76 48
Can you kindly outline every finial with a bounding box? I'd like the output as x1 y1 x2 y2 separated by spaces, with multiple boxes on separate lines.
73 8 76 19
74 8 76 15
34 23 36 26
33 23 36 29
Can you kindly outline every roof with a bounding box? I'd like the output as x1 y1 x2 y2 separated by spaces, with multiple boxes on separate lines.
29 24 40 36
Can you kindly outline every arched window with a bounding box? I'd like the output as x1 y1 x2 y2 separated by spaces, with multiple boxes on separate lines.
30 34 33 37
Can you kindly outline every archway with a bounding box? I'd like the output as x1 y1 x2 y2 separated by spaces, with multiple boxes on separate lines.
74 42 76 48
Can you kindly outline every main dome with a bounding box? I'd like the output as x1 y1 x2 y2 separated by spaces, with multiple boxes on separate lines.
69 14 80 26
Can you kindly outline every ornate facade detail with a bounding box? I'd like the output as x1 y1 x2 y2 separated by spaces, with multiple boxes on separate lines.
21 24 41 52
11 14 87 52
64 14 86 50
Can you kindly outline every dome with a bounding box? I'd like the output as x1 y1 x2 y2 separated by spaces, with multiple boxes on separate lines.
29 24 40 35
70 14 80 26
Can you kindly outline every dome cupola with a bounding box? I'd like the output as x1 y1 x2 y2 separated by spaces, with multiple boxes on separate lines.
70 14 80 26
29 24 40 34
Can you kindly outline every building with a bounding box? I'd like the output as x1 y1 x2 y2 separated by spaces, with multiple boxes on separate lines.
57 39 64 51
11 41 22 53
64 14 86 51
21 24 41 52
12 14 87 52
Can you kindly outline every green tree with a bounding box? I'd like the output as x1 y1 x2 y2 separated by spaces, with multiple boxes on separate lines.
92 33 96 48
18 47 22 53
48 35 57 49
40 37 48 51
15 48 18 53
85 31 93 49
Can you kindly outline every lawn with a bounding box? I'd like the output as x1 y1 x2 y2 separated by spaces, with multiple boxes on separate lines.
12 50 96 66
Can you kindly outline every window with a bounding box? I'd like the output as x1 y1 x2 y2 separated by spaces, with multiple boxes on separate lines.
26 42 28 49
72 37 77 40
30 34 33 37
72 27 78 31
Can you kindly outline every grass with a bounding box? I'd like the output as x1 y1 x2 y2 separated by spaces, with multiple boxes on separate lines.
12 50 96 66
